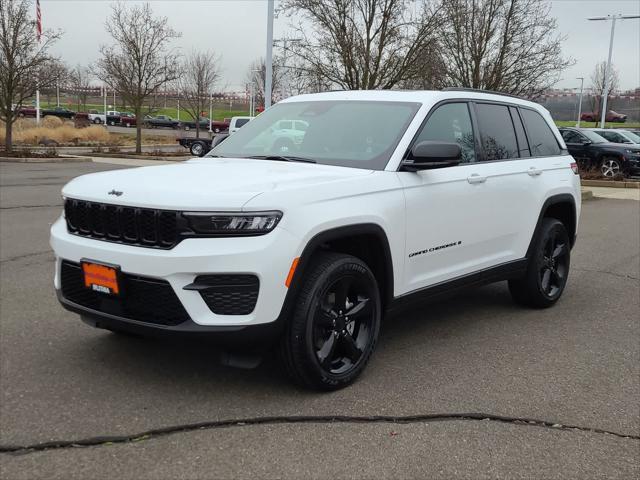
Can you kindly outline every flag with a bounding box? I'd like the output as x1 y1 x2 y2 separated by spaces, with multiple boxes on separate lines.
36 0 42 41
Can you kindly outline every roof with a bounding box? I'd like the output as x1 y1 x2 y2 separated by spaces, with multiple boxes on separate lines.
281 89 545 112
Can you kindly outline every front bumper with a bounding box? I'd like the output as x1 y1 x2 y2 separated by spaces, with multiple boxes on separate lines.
50 216 301 329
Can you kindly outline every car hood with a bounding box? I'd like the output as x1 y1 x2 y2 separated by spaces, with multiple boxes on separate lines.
62 157 374 210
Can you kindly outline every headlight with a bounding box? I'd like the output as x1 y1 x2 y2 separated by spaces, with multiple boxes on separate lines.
624 149 640 155
183 211 282 235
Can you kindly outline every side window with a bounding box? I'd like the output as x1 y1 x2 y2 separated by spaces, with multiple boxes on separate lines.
414 102 476 163
520 108 562 156
475 103 519 161
561 130 580 143
279 120 293 130
236 119 250 128
509 107 530 157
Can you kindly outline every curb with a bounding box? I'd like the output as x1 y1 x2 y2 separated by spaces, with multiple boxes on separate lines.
581 188 594 201
0 154 91 163
581 179 640 189
88 153 190 161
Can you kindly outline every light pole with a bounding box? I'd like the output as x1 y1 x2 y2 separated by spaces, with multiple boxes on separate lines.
264 0 275 110
576 77 584 127
209 92 213 134
587 14 640 128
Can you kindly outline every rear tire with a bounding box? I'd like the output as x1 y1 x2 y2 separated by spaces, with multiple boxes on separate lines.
190 141 206 157
509 218 570 308
279 252 381 391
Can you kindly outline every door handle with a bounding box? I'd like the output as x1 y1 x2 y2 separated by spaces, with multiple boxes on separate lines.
467 174 487 184
527 167 542 177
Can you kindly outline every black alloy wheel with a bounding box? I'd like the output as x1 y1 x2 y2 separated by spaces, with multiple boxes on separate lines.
280 252 381 390
509 218 571 308
538 226 570 299
313 274 375 375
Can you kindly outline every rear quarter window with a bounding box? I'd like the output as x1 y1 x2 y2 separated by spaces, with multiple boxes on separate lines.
520 109 562 156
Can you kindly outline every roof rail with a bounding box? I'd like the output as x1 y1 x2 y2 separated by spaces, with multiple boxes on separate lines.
441 87 523 100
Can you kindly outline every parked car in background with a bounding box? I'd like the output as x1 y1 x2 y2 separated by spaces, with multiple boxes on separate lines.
17 106 37 117
144 115 180 129
590 129 640 145
559 127 640 177
106 110 121 126
182 117 231 133
181 117 210 131
176 133 229 157
42 107 76 119
228 116 253 134
118 112 137 128
580 110 627 123
87 110 120 125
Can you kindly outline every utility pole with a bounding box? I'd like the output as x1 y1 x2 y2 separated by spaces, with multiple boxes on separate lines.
576 77 584 127
587 14 640 128
209 92 213 134
274 38 302 98
264 0 275 109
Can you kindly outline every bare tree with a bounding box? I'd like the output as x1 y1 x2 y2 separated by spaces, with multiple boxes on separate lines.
436 0 573 97
42 59 69 106
69 65 92 111
589 61 620 115
246 57 283 108
280 0 442 90
0 0 61 152
96 2 180 153
177 50 221 138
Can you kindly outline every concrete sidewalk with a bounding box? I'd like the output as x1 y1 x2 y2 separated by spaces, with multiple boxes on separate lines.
589 186 640 201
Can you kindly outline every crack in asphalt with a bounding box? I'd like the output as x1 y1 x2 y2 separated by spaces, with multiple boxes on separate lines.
0 204 62 210
1 251 52 264
574 267 639 281
1 413 638 456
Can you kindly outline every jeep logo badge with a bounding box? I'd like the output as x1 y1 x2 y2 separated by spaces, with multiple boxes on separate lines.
108 189 123 196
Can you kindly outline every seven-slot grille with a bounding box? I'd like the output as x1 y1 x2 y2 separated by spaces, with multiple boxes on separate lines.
64 198 179 248
60 261 190 326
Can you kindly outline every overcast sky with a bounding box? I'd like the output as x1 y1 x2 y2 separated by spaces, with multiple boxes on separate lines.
43 0 640 92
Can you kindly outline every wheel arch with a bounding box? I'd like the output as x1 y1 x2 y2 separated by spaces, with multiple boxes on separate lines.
277 223 394 322
527 194 577 259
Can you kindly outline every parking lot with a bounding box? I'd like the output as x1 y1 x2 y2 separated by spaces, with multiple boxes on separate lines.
0 161 638 479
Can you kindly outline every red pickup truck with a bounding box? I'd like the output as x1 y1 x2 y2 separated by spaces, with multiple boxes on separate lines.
580 110 627 123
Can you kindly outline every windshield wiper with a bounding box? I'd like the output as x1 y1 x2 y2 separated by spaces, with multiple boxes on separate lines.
248 155 316 164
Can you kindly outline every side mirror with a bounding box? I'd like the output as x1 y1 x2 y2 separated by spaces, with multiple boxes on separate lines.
401 141 462 171
581 139 592 145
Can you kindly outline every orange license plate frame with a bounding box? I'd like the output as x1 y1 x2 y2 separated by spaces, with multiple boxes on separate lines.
81 260 121 296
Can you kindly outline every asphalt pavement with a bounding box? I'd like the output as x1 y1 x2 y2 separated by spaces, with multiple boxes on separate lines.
0 161 638 479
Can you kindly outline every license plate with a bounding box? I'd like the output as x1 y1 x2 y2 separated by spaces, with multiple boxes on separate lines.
81 260 120 295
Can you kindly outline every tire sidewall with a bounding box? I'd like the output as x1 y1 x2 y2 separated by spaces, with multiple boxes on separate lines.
533 219 570 303
292 256 381 389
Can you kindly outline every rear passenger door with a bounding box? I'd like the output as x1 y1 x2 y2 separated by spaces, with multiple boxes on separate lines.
399 101 545 294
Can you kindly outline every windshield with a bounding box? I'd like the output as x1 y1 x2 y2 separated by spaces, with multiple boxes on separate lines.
208 100 421 170
622 131 640 143
580 130 608 143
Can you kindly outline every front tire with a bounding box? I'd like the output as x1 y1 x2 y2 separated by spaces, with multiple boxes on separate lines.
601 157 622 178
280 252 381 391
509 218 570 308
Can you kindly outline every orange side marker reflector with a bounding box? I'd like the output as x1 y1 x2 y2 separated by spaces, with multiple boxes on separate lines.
285 257 300 288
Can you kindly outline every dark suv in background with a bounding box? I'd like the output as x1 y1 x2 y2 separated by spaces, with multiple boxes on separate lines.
559 128 640 178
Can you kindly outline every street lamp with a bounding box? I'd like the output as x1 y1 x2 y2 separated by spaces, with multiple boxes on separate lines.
576 77 584 127
587 14 640 128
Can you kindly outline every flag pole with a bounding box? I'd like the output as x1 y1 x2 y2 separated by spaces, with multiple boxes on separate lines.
35 0 42 124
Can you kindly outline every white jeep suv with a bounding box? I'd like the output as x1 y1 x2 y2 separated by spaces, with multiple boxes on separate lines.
51 89 580 390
